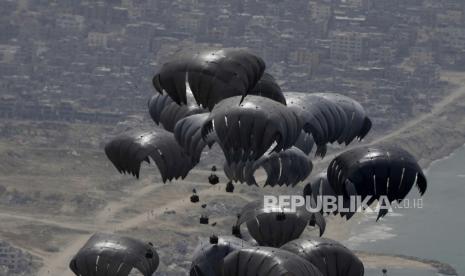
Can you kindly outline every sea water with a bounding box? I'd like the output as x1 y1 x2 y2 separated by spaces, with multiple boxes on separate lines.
345 145 465 276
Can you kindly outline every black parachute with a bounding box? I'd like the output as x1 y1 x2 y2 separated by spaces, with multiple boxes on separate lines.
171 75 286 164
315 93 371 144
304 173 337 204
148 93 205 132
248 72 287 105
190 236 252 276
69 233 159 276
153 48 265 110
327 144 427 219
104 129 194 182
202 95 302 163
294 131 315 155
174 113 216 164
286 92 371 157
223 160 256 186
303 172 355 219
224 147 313 187
252 147 313 187
223 247 323 276
235 199 325 247
281 238 364 276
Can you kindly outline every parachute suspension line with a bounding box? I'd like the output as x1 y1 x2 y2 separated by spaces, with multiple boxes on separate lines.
373 174 377 195
116 263 125 274
255 217 264 240
399 167 406 191
337 166 343 181
185 72 195 100
386 177 390 195
277 156 283 181
264 140 278 157
95 255 100 272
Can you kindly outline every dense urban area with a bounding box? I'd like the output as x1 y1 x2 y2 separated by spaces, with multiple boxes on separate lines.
1 0 465 275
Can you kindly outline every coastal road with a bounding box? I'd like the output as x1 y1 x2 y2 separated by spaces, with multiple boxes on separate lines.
370 72 465 145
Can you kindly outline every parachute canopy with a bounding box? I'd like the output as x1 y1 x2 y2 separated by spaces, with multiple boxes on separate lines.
190 236 252 276
104 129 194 182
224 147 313 187
148 93 205 132
327 144 427 219
281 237 364 276
153 48 265 110
235 199 325 247
286 92 371 157
202 95 302 163
294 131 315 155
315 93 371 144
223 247 323 276
69 233 159 276
174 113 216 164
248 72 286 105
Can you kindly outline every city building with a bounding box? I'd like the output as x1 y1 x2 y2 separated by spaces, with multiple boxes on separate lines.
330 32 368 61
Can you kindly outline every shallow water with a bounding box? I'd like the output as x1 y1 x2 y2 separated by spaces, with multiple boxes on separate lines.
365 268 438 276
345 146 465 275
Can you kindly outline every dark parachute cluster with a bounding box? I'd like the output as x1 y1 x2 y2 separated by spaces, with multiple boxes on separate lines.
104 47 376 187
188 200 360 276
93 48 429 276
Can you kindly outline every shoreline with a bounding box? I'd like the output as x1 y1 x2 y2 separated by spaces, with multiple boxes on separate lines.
355 251 459 275
326 72 465 275
424 144 465 173
327 144 465 276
